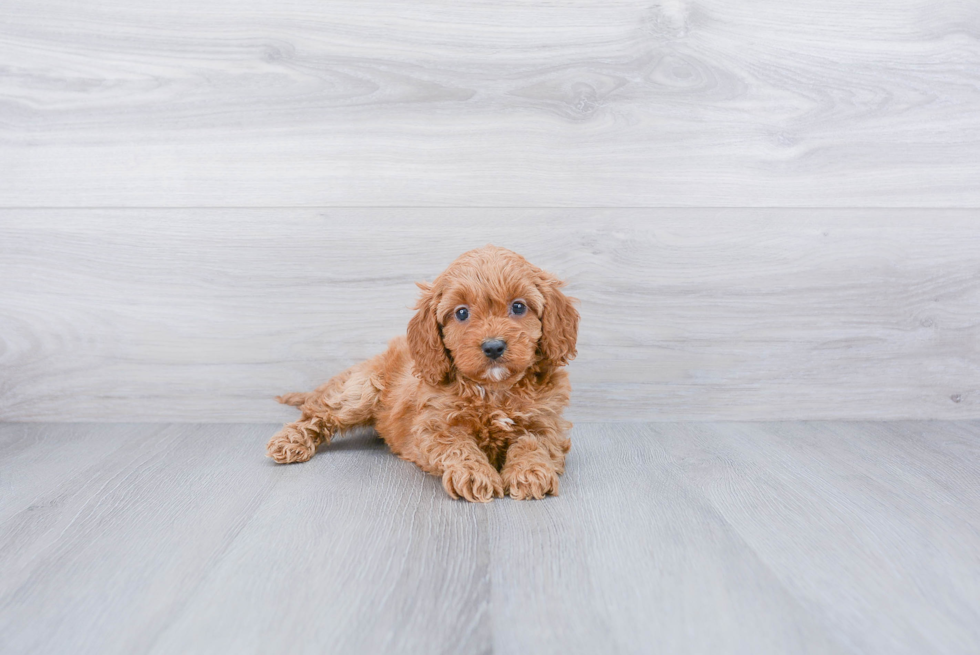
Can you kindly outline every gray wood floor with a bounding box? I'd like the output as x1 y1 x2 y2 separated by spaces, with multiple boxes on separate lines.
1 421 978 654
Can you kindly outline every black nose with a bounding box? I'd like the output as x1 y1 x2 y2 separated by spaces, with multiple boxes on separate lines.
482 339 507 360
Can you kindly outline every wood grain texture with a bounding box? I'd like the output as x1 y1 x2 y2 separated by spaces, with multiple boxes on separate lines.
489 423 846 654
143 428 490 655
0 424 490 655
1 0 979 207
2 421 979 654
656 421 980 655
0 423 151 524
2 208 978 421
490 421 980 654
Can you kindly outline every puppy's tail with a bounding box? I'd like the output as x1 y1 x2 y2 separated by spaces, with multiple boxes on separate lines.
276 392 310 407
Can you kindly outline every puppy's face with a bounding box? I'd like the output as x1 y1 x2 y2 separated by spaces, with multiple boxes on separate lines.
408 246 578 387
437 277 544 385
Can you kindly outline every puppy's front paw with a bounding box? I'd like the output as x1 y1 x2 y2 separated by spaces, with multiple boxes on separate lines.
266 425 316 464
442 463 504 503
503 462 560 500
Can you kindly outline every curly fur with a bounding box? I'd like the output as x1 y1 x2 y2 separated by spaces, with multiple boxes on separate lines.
266 245 579 502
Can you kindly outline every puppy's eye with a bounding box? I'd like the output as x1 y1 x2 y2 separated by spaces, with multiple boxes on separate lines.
454 306 469 322
510 301 527 316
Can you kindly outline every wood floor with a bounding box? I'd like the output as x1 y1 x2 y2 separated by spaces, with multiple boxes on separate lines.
2 421 978 654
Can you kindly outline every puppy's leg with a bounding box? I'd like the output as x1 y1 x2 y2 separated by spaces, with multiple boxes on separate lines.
416 428 504 503
267 362 382 464
501 430 571 500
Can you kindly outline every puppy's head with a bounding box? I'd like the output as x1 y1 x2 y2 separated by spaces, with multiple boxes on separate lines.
407 246 578 386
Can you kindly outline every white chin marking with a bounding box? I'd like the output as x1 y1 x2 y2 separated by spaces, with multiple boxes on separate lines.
486 366 509 382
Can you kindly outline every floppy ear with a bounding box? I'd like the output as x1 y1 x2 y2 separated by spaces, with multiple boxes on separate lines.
406 282 453 385
537 273 579 368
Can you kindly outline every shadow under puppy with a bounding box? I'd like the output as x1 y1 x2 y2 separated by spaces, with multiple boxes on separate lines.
267 245 579 502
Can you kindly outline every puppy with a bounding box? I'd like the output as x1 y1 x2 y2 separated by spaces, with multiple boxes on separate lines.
266 245 579 502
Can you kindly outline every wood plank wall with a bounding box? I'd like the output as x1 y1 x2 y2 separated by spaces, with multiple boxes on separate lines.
1 1 978 421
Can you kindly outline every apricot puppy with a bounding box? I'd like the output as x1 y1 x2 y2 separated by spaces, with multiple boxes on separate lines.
266 245 579 502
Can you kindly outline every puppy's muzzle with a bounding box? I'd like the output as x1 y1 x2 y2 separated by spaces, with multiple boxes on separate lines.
481 339 507 360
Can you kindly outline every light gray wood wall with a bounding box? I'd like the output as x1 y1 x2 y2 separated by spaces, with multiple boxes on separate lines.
1 1 979 421
2 210 978 421
2 0 979 206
